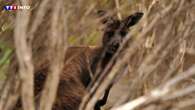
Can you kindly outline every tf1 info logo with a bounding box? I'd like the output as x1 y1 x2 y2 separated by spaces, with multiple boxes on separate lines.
4 5 30 11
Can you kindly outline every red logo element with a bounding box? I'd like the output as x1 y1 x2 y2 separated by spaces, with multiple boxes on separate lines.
13 5 17 10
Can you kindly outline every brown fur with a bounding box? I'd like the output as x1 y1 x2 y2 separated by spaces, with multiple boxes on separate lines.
34 46 105 110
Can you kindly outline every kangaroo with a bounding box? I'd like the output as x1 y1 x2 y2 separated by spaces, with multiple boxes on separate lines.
16 10 143 110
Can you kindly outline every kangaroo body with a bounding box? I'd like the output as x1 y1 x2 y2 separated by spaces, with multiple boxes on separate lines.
34 46 106 110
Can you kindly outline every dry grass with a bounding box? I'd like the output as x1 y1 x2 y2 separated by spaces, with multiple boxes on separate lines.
0 0 195 110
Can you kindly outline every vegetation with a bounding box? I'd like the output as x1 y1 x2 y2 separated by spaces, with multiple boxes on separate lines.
0 0 195 110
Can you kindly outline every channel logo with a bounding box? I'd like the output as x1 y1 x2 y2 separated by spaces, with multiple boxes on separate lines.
4 5 30 11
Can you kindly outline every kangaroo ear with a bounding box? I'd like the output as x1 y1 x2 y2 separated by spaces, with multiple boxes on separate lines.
96 10 115 24
122 12 143 28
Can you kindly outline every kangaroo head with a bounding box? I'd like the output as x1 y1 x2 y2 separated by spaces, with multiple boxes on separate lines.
97 10 143 54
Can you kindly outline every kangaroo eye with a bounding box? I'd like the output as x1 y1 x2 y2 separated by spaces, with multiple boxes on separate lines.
107 31 114 38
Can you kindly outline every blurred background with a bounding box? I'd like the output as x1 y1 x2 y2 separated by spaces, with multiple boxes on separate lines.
0 0 195 110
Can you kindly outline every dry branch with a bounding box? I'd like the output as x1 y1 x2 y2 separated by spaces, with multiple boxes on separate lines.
14 0 34 110
38 0 68 110
112 65 195 110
